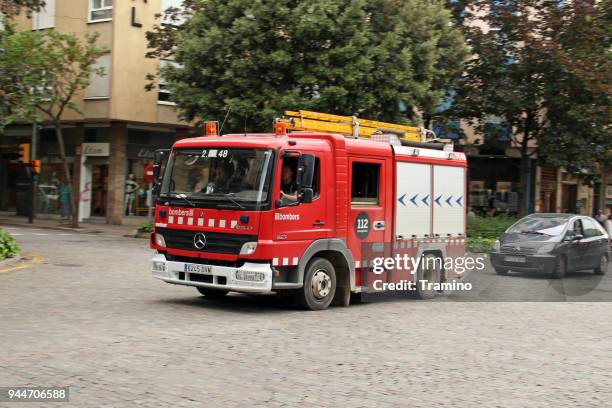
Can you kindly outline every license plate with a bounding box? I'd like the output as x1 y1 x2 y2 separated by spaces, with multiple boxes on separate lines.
184 263 212 274
505 256 526 263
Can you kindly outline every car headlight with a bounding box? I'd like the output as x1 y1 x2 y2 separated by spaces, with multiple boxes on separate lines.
491 240 501 252
154 233 166 248
239 242 257 255
537 243 557 254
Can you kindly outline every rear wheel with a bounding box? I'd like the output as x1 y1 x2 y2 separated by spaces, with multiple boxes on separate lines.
550 256 567 279
594 254 608 275
414 253 443 300
196 287 229 299
295 257 336 310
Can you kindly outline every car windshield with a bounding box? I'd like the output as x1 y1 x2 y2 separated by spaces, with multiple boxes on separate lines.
160 148 274 208
507 216 569 236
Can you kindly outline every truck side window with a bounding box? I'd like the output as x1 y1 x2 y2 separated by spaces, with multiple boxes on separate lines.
351 162 380 205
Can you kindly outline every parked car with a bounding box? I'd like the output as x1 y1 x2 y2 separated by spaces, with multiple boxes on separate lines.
490 213 610 279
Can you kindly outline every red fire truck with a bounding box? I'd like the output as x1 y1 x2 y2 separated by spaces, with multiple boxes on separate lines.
151 111 467 310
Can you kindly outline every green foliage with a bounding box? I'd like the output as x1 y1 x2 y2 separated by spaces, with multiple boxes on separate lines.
0 29 106 126
448 0 611 185
137 221 154 234
146 0 467 132
466 237 497 254
467 215 517 252
0 229 20 260
467 215 518 239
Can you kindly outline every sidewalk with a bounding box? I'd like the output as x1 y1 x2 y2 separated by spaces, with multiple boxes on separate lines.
0 211 145 237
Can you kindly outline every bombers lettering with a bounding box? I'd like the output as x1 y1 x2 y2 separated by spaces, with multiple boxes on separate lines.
168 208 194 217
275 213 300 221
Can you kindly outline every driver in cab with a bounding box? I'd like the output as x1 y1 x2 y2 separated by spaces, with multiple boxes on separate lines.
280 164 298 204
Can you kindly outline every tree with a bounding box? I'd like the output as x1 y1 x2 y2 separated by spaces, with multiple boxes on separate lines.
146 0 467 132
448 0 611 213
0 0 45 17
0 29 106 227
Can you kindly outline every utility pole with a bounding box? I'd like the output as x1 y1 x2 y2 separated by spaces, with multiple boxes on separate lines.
29 11 40 224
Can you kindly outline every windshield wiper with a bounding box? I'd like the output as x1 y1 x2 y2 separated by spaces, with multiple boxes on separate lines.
223 193 245 209
174 193 196 207
519 230 547 235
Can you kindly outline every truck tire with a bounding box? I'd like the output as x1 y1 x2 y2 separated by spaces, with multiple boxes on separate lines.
550 256 567 279
594 254 608 275
414 253 443 300
197 287 229 299
295 257 336 310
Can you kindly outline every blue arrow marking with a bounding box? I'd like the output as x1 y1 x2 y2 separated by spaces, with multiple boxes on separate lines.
410 194 418 206
446 195 453 207
435 195 442 206
456 196 463 207
421 194 429 207
398 194 406 207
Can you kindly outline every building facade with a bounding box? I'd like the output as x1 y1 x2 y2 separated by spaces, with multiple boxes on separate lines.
0 0 194 224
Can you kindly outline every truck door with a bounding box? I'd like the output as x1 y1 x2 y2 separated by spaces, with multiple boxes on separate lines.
273 151 329 244
346 157 393 287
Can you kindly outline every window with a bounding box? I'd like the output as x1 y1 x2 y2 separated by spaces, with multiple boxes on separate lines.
582 219 603 238
85 54 110 99
351 162 380 205
90 0 112 22
158 60 179 104
32 0 54 29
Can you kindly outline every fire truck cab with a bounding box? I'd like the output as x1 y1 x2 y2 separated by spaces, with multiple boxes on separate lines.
151 112 467 310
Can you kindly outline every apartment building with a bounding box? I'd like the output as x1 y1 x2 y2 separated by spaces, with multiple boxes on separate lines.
0 0 194 224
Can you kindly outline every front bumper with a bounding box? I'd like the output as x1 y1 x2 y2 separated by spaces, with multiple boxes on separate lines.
490 252 558 274
151 253 273 294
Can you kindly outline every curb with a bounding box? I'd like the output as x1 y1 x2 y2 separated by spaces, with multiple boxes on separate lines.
0 220 137 236
0 254 22 269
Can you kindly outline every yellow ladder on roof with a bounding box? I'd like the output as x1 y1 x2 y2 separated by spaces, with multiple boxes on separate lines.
278 110 424 142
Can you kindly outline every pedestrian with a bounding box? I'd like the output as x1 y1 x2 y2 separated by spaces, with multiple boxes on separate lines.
606 214 612 239
59 179 71 222
595 210 607 226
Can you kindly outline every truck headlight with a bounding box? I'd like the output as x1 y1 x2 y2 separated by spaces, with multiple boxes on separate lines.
239 242 257 255
155 233 166 248
491 240 501 252
235 270 265 282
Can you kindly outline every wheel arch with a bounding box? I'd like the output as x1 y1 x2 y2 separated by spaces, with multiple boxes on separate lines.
298 239 355 291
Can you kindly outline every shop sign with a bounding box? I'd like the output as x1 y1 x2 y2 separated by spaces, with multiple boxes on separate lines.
127 144 161 160
82 143 110 157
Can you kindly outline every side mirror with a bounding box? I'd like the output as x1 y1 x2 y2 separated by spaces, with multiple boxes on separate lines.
572 234 584 241
300 188 314 204
152 149 170 196
296 154 315 189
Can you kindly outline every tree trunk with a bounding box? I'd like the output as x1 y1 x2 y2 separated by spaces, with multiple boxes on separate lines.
54 120 79 228
519 112 532 217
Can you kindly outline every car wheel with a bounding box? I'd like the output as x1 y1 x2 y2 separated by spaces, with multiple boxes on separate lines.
494 267 508 275
594 254 608 275
414 253 443 300
550 256 567 279
295 257 336 310
196 287 229 299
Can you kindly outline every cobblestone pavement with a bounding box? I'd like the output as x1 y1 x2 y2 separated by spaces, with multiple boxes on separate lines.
1 225 611 407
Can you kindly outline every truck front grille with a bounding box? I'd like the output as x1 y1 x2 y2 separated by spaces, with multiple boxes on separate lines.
157 228 256 255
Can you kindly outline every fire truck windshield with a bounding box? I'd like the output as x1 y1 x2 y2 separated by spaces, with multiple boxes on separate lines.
160 148 274 209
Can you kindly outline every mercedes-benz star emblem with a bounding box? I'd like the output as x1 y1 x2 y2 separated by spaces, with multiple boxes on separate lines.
193 233 206 250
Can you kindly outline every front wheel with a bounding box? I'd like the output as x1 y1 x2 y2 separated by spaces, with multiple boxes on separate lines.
594 254 608 275
550 256 567 279
295 257 336 310
196 287 229 299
